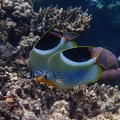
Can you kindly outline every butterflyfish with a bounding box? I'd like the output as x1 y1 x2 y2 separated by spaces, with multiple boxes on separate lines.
36 46 108 89
29 27 81 77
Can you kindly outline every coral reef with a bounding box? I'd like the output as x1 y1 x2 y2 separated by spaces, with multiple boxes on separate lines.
1 0 37 47
0 0 120 120
0 79 120 119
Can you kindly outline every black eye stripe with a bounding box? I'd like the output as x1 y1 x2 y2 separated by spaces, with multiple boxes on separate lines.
44 74 47 79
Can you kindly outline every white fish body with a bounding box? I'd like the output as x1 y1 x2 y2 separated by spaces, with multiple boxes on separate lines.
46 47 102 89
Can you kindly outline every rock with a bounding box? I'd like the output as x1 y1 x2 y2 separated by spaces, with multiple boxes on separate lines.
0 1 120 120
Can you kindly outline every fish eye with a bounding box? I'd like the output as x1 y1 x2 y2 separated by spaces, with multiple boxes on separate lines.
44 74 47 79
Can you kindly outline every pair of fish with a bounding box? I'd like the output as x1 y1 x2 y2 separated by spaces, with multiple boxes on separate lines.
29 27 108 89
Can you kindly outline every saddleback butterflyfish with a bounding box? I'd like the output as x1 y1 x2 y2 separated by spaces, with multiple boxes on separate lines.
36 46 108 89
29 27 81 78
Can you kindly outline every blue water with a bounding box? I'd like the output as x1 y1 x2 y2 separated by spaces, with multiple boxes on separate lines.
34 0 120 57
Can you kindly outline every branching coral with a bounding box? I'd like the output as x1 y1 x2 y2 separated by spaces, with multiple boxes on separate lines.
37 6 92 33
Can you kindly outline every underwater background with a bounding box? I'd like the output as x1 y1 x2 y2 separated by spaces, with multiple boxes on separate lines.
34 0 120 57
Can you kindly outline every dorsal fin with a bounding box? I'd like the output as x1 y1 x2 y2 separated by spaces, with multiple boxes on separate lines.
62 26 81 42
